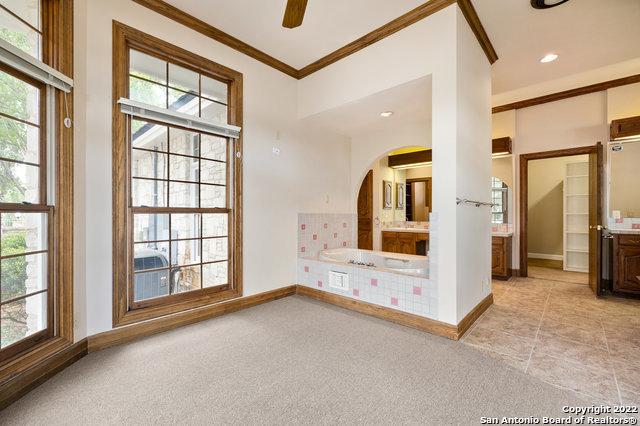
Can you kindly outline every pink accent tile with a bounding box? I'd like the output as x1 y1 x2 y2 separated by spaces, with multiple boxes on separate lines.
633 223 640 229
323 243 328 249
312 234 317 240
301 224 306 230
616 218 624 224
323 223 328 229
391 297 398 306
301 247 306 253
413 286 422 296
304 266 309 273
370 278 378 287
333 232 337 238
342 241 347 247
317 280 323 288
353 289 359 297
491 226 498 232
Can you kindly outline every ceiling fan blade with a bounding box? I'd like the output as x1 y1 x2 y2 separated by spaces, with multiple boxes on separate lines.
282 0 308 28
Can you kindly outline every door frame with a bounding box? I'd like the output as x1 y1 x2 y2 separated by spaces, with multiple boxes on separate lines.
519 143 603 281
406 177 432 219
357 170 374 250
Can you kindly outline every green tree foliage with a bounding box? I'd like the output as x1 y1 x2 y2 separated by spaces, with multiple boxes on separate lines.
0 232 28 345
0 26 35 346
0 28 34 203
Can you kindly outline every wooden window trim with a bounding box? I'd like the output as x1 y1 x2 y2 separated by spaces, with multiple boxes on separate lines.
0 0 74 382
112 21 243 327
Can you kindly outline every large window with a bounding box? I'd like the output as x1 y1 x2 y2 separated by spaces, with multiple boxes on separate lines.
113 23 242 325
0 0 72 365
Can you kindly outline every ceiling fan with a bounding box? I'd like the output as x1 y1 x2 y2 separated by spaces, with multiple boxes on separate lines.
282 0 309 29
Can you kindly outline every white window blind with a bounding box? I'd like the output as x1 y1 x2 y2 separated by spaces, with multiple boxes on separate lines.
118 97 241 139
0 38 73 92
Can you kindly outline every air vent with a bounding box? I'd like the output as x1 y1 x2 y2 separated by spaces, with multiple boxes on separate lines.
329 271 349 291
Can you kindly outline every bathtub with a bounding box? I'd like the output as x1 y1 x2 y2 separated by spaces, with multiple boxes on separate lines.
318 248 428 277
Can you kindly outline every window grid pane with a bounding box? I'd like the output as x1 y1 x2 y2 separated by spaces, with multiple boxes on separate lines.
0 0 50 352
128 49 233 305
0 210 49 349
132 211 230 302
0 3 42 60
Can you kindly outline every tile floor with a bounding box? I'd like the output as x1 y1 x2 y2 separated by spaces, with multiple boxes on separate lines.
462 266 640 407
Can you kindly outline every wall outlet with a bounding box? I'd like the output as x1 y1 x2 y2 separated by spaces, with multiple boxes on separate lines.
329 271 349 291
272 147 281 156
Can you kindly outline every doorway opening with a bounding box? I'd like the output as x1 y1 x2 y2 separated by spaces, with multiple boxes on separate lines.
519 143 603 294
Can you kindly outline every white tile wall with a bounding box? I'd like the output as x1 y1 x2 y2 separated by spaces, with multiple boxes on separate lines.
608 217 640 230
298 213 356 258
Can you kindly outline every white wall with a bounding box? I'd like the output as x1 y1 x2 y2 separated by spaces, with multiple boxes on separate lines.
607 82 640 122
75 0 352 337
298 7 455 119
452 7 492 323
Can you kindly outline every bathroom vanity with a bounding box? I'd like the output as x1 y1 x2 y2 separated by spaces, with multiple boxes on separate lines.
491 235 512 280
612 231 640 296
381 229 429 255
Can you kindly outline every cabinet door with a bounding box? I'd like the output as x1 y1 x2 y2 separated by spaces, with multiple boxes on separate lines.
492 244 505 276
397 233 416 254
382 232 398 253
614 246 640 294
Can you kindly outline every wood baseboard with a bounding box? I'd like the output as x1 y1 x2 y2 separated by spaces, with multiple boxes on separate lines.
88 285 297 352
296 285 492 340
456 293 493 338
0 339 88 410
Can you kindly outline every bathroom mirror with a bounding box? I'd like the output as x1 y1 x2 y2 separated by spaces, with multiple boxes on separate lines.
405 178 431 221
609 139 640 218
491 177 509 224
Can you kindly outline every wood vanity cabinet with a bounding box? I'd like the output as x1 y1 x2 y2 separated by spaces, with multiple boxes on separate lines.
491 236 512 280
613 234 640 296
381 231 428 255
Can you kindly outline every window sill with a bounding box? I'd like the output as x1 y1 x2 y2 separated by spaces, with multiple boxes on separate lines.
114 288 242 327
0 336 74 385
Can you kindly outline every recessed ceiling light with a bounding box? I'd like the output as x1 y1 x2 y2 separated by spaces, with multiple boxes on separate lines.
540 53 558 63
380 111 393 117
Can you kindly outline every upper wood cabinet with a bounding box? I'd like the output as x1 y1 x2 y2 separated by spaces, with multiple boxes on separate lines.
610 115 640 140
613 234 640 295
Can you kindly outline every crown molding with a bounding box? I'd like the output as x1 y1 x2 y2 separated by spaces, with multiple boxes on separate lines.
130 0 299 78
492 73 640 114
131 0 497 80
457 0 498 64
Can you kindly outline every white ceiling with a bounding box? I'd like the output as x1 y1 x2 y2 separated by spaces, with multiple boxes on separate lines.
164 0 425 69
475 0 640 94
302 76 432 138
164 0 640 95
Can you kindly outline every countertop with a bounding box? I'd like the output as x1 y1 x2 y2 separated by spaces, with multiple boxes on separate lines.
382 227 429 234
609 229 640 235
492 232 513 237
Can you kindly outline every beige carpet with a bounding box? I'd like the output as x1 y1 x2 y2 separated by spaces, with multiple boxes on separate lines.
1 296 595 424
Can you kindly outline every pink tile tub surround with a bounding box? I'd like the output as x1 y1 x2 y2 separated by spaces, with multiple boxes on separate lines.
297 258 436 319
608 217 640 230
298 213 356 258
